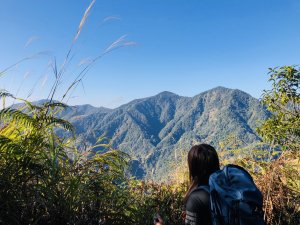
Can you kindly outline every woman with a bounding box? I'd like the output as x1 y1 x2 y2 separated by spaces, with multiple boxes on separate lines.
183 144 220 225
155 144 220 225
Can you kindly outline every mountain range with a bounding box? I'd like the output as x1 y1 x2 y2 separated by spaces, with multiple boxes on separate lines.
58 86 270 180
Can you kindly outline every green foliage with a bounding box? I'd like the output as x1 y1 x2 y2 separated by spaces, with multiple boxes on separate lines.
0 94 133 224
251 66 300 224
257 66 300 150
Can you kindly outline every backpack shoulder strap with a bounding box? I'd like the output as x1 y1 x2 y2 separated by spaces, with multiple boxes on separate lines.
224 164 254 181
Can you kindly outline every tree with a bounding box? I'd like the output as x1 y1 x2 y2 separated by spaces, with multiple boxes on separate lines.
254 66 300 225
257 66 300 151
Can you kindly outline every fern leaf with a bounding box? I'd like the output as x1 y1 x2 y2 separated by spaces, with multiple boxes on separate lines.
0 135 21 153
43 101 69 109
44 116 74 133
0 108 36 128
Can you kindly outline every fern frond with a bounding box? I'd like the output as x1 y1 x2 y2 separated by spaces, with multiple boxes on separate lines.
0 135 21 153
43 101 69 110
0 108 36 128
93 150 129 170
0 123 23 139
20 98 43 111
44 116 74 133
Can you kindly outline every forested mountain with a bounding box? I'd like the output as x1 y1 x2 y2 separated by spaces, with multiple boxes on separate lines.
59 87 270 180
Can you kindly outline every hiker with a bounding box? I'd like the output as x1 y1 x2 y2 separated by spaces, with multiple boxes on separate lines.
154 144 219 225
154 143 265 225
183 144 220 224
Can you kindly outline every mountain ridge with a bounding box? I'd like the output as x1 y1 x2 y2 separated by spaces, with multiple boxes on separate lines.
60 87 269 180
14 87 269 180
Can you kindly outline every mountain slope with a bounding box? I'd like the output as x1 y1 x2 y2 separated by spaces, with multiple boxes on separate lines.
62 87 270 180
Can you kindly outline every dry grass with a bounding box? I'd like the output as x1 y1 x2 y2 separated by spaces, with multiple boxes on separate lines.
254 151 300 225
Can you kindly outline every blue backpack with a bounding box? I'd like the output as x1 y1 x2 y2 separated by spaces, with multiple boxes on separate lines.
196 164 265 225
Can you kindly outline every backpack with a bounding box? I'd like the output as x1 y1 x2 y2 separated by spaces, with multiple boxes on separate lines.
195 164 265 225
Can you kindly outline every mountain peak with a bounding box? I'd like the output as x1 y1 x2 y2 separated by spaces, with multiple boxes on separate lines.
208 86 232 92
155 91 178 97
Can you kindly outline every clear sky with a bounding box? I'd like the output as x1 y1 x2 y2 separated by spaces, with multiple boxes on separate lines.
1 0 300 108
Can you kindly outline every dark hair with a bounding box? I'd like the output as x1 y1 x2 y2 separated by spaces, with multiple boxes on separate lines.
188 144 220 185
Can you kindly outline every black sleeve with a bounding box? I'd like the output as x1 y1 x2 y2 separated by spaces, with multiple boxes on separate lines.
185 189 211 225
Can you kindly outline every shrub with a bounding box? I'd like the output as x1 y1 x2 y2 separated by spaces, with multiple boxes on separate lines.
0 96 132 224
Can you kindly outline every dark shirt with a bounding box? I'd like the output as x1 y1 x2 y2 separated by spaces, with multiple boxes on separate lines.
185 189 211 225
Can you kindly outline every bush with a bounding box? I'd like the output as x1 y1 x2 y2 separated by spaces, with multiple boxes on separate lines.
128 180 187 225
0 97 132 224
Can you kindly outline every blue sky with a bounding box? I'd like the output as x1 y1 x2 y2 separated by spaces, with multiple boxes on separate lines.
1 0 300 108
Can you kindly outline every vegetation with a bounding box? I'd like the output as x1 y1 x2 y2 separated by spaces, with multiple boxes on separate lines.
255 66 300 224
257 66 300 151
0 94 132 224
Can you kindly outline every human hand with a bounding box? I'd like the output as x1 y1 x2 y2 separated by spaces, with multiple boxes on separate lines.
153 214 163 225
154 218 163 225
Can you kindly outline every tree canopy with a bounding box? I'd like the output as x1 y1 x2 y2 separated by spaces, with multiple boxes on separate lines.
257 66 300 151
